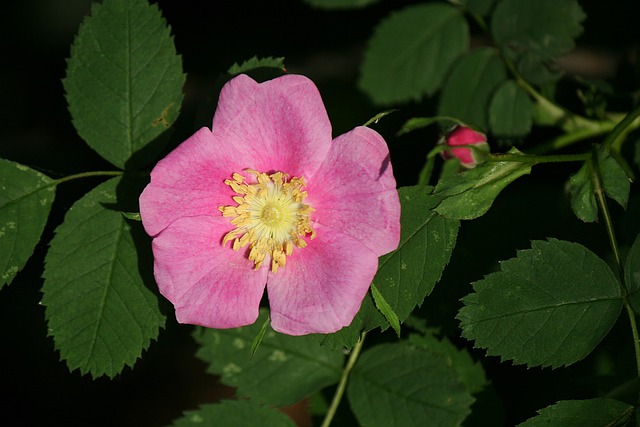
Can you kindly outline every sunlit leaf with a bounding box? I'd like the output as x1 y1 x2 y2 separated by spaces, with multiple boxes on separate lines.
433 148 532 220
489 80 534 138
438 48 507 130
348 343 474 427
42 178 165 378
170 400 295 427
64 0 185 169
458 239 622 368
360 3 469 104
518 398 633 427
0 159 55 288
193 309 344 406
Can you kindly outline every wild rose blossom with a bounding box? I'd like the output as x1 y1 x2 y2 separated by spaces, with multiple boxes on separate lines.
139 74 400 336
440 125 489 168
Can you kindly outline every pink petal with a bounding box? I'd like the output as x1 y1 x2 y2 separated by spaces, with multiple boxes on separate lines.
152 215 268 329
139 127 245 237
211 74 332 178
267 224 379 335
306 126 400 256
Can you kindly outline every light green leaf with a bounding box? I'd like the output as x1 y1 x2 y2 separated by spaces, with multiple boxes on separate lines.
64 0 185 169
597 148 630 209
359 3 469 104
193 309 344 406
568 161 597 223
170 400 295 427
408 332 487 395
625 234 640 313
0 159 55 288
518 398 633 427
348 343 474 427
302 0 382 9
492 0 585 61
42 178 165 378
433 148 532 220
363 109 397 127
489 80 534 138
458 239 622 368
438 48 507 130
328 187 459 348
371 283 401 337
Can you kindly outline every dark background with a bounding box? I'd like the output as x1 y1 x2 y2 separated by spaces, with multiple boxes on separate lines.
1 0 639 426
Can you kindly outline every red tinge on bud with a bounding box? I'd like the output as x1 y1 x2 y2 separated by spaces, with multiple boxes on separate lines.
440 126 490 168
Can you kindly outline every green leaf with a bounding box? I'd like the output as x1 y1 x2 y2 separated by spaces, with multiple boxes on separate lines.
359 3 469 104
625 234 640 313
459 0 497 16
193 309 344 406
42 178 165 378
302 0 382 9
64 0 185 169
371 283 401 337
0 159 55 288
433 148 532 220
121 211 141 221
348 343 474 427
438 48 507 130
458 239 622 368
597 148 630 209
397 116 464 136
228 56 285 76
170 400 295 427
363 109 398 127
492 0 585 61
328 187 459 348
518 398 633 427
568 161 597 223
408 332 488 395
489 80 534 138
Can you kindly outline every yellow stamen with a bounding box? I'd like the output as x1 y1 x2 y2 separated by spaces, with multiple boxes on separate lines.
219 169 316 272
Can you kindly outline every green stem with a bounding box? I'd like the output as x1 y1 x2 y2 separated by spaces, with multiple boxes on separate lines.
591 151 640 377
53 170 124 186
321 332 366 427
532 125 615 154
602 102 640 151
485 152 591 164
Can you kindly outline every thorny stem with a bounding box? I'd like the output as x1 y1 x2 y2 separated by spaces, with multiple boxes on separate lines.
321 332 366 427
591 151 640 378
53 170 124 185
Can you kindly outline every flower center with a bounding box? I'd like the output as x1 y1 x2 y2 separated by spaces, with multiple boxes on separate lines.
218 169 316 273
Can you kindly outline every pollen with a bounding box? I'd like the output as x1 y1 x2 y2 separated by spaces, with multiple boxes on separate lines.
218 169 316 272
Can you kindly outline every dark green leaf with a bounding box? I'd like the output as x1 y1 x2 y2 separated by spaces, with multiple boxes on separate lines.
0 159 55 288
408 332 487 395
460 0 497 16
359 3 469 104
518 398 633 427
625 234 640 313
42 178 165 378
597 148 630 209
64 0 185 169
438 48 507 130
302 0 382 9
458 239 622 368
348 343 474 427
193 309 344 406
492 0 585 61
170 400 295 427
489 80 534 138
568 161 597 223
433 148 532 220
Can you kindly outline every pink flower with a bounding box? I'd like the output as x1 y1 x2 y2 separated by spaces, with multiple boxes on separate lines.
440 125 489 168
139 74 400 335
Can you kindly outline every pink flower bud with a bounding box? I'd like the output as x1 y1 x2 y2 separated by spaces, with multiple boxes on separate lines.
440 126 490 168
